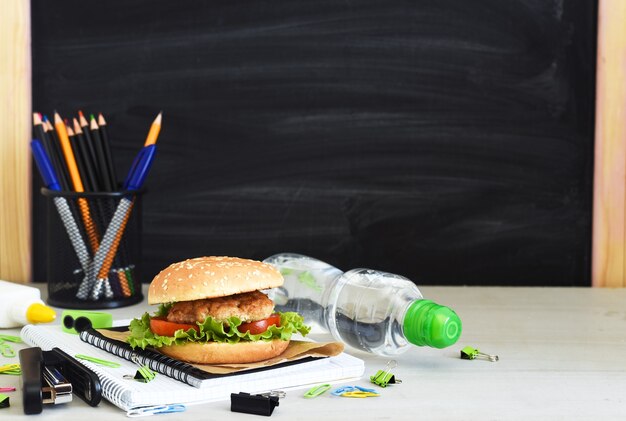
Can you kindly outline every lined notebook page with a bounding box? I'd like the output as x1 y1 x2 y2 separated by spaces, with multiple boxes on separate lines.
21 324 364 411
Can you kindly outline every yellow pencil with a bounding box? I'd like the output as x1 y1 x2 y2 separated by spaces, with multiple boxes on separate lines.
143 112 162 146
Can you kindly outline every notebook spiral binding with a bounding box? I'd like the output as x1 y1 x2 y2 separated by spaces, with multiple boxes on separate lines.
78 329 211 388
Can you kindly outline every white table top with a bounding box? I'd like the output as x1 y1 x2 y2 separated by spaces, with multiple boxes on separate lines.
1 284 625 420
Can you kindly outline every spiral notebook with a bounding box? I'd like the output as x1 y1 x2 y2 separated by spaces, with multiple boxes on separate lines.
21 324 365 411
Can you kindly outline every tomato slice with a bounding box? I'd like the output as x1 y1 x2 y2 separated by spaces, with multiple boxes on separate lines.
238 313 281 335
150 316 199 337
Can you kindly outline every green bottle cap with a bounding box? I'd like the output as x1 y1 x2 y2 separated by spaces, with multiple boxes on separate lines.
403 300 462 349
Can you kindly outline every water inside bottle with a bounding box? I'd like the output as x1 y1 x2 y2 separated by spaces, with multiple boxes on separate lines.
326 269 420 355
264 253 342 327
265 253 424 356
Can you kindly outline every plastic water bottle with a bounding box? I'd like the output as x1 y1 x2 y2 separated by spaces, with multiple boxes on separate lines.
0 280 56 328
263 253 462 356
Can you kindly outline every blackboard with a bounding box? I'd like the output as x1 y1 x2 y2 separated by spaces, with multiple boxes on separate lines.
31 0 597 286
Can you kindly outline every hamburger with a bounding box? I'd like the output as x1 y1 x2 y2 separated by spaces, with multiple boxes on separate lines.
127 256 310 364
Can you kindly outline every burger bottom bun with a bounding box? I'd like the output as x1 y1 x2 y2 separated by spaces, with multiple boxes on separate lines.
158 339 290 365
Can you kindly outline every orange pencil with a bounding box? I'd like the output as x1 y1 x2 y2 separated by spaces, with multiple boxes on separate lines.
97 200 135 280
143 112 162 146
54 112 85 192
54 112 100 252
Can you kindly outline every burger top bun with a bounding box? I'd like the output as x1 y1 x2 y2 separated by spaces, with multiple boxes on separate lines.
148 256 283 305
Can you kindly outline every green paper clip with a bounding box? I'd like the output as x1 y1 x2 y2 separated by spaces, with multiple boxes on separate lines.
0 335 22 343
0 336 20 359
0 345 15 358
0 393 9 409
134 365 156 383
304 384 331 398
370 360 402 388
75 354 122 368
460 346 499 362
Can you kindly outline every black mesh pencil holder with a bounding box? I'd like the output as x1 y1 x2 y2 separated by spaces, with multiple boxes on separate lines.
42 188 144 309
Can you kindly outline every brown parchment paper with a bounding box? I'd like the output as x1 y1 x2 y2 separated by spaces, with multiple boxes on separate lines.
98 329 344 374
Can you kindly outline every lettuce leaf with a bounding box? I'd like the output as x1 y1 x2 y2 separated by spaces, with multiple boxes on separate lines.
127 311 310 350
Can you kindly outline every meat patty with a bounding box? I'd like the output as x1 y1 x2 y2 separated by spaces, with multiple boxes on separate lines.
166 290 275 323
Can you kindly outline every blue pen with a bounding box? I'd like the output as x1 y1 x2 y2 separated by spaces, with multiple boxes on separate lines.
30 140 61 191
87 144 157 299
122 147 147 190
126 145 157 191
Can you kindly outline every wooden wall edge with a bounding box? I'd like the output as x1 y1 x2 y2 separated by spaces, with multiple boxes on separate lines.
0 0 32 283
592 0 626 287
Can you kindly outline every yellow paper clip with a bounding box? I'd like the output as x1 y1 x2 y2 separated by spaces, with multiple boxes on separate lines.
0 364 21 375
341 391 380 398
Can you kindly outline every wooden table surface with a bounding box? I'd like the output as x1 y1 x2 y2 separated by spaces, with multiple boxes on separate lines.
1 284 625 420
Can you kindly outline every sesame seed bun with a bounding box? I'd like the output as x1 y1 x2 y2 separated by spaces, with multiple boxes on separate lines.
158 338 290 364
148 256 284 305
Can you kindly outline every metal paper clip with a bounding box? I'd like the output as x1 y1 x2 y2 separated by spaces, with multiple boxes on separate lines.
127 404 186 417
259 390 286 399
304 384 331 398
460 346 499 362
370 360 402 388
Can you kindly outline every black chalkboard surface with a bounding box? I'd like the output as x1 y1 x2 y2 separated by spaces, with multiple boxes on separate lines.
31 0 597 286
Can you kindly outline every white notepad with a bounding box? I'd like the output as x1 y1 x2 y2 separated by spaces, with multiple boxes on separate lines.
20 324 364 411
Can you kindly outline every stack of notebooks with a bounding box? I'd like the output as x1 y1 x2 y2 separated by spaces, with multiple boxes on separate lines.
20 324 365 411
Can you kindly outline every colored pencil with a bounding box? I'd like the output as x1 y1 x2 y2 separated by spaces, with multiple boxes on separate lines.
144 112 162 146
73 119 100 192
54 112 100 253
97 113 118 190
34 113 69 192
54 113 84 191
67 125 92 191
89 117 114 191
79 111 102 187
43 116 72 191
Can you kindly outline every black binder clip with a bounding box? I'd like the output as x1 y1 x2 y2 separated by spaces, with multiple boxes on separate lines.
19 347 102 415
231 392 280 416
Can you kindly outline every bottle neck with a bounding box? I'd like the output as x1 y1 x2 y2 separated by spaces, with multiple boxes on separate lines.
403 299 462 349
